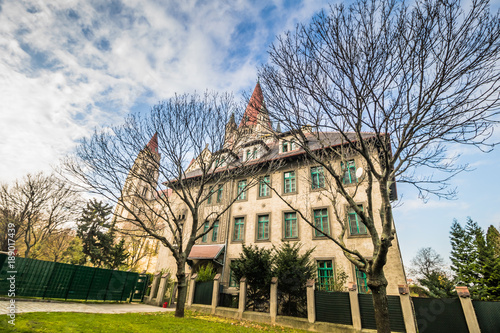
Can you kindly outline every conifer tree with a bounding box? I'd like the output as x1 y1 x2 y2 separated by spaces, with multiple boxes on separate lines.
480 226 500 300
450 218 481 288
272 242 315 317
230 245 272 311
77 199 128 268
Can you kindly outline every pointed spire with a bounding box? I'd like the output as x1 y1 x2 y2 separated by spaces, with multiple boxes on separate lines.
276 123 281 133
146 132 159 154
239 82 264 128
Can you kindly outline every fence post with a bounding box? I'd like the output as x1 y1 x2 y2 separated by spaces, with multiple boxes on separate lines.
456 286 480 333
398 284 417 333
156 273 170 306
187 273 197 307
306 279 315 324
212 273 221 314
147 272 161 303
270 277 278 324
348 282 362 331
238 277 247 319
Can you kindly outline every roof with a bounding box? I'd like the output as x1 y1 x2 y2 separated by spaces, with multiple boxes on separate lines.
188 244 225 260
177 131 377 180
239 82 264 128
146 133 159 154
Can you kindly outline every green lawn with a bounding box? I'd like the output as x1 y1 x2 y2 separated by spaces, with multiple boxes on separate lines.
0 311 308 332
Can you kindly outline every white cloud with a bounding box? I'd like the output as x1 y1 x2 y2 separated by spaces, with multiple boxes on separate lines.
0 0 332 183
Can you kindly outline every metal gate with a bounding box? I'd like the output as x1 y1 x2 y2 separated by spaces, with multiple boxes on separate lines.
193 281 213 305
132 274 149 302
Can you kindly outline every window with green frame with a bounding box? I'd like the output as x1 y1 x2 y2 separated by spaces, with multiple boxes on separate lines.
342 160 357 184
237 180 247 200
348 205 367 235
355 266 369 294
313 208 330 237
201 221 209 242
283 171 296 193
317 260 334 291
233 217 245 241
207 188 214 204
282 141 289 153
259 175 270 197
284 212 298 238
257 215 270 240
212 220 219 242
216 185 223 203
246 150 251 160
311 166 325 189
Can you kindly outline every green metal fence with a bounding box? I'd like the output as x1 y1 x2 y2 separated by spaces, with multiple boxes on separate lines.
413 297 468 333
473 300 500 333
315 290 352 325
193 281 213 305
0 254 138 301
358 294 406 332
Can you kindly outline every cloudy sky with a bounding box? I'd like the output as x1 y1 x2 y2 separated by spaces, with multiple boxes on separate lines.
1 0 499 267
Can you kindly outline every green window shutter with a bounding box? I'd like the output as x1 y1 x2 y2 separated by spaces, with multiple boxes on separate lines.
284 171 296 193
257 215 269 240
283 142 288 152
237 180 247 200
216 185 223 203
314 208 330 236
355 266 369 294
317 260 334 291
259 176 270 197
212 221 219 242
284 212 298 238
202 222 209 242
234 217 244 241
207 189 213 204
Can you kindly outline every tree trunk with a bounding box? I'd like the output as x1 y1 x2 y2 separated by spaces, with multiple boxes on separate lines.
175 270 187 318
368 273 391 333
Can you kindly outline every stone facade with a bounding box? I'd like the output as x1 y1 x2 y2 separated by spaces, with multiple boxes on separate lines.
150 82 407 296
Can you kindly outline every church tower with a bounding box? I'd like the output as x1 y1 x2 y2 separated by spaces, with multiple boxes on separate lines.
122 133 161 201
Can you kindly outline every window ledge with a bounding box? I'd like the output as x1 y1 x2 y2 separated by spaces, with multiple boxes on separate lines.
348 234 370 239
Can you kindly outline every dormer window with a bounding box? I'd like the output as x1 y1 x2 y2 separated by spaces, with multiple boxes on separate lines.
281 139 297 153
245 147 259 161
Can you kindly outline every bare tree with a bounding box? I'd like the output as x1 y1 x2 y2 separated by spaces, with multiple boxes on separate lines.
63 92 271 317
31 228 77 262
258 0 500 331
0 172 82 257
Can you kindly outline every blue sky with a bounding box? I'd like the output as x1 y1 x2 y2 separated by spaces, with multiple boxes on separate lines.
0 0 499 267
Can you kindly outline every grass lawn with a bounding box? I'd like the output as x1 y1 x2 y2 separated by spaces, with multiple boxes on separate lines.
0 310 308 332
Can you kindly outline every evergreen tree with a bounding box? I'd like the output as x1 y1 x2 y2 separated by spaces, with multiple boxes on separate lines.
108 239 130 270
479 226 500 300
230 245 273 311
77 199 128 268
272 242 315 317
450 218 480 288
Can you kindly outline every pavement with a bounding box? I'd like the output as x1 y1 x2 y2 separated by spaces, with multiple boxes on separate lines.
0 299 175 315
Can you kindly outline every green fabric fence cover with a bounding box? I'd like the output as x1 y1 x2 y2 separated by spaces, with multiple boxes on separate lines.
0 253 138 301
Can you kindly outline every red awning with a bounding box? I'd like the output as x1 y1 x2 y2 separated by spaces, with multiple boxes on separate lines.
188 244 225 260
